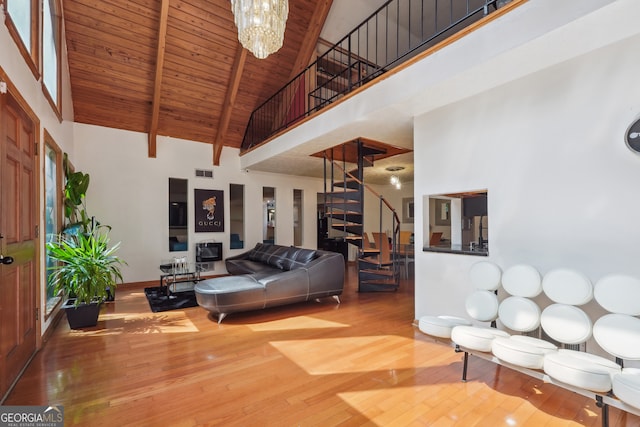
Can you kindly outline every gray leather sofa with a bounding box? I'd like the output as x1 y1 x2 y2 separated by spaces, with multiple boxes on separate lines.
194 243 345 323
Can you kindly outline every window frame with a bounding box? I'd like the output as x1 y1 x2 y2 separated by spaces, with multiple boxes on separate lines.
41 0 62 121
43 130 63 319
4 0 41 79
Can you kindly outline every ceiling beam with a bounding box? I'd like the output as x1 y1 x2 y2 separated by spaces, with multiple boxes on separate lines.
148 0 170 158
213 44 247 165
291 0 333 77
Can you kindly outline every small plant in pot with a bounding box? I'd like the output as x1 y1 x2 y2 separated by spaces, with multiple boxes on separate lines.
47 223 126 329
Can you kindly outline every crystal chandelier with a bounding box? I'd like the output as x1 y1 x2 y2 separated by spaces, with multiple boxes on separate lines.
230 0 289 59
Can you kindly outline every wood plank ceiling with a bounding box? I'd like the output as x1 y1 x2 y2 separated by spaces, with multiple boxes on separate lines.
63 0 332 164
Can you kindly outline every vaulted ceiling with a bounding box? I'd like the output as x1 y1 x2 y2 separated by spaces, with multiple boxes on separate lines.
63 0 334 163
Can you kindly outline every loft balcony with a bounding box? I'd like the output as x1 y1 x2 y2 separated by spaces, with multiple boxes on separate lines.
240 0 509 152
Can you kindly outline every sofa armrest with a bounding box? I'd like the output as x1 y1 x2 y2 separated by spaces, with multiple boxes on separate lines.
305 250 345 296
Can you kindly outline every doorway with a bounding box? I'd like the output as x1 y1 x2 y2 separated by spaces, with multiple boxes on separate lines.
0 88 38 401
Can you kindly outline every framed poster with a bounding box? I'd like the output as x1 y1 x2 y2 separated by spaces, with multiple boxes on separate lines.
434 199 450 226
194 189 224 232
402 197 414 223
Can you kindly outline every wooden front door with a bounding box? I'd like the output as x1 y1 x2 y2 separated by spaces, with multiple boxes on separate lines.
0 92 38 401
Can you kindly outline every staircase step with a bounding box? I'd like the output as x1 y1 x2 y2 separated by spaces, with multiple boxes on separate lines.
360 248 380 257
358 281 399 292
359 268 394 277
362 157 374 168
331 225 362 235
325 202 362 213
328 213 362 223
333 179 360 190
362 145 387 157
326 191 361 201
344 236 363 247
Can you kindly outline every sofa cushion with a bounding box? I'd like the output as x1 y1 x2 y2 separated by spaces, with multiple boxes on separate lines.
265 246 290 270
282 247 317 271
226 259 279 275
247 243 282 265
246 243 266 261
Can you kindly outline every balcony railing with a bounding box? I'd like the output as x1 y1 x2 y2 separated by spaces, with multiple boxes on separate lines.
241 0 502 152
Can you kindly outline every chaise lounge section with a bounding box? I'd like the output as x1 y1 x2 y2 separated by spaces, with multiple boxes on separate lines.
194 243 345 323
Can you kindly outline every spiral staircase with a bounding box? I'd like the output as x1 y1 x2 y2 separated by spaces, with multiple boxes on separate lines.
315 138 409 292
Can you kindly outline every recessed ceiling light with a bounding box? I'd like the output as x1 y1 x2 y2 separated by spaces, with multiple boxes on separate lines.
385 166 405 172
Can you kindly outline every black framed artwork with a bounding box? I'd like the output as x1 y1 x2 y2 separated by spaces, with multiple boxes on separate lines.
194 189 224 232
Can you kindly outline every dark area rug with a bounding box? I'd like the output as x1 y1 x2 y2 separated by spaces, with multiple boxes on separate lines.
144 286 198 312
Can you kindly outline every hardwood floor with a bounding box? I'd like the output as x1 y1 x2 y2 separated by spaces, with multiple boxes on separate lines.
5 264 640 426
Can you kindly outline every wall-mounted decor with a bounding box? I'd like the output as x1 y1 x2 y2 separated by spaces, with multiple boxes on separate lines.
402 197 414 223
626 115 640 155
434 199 451 226
194 189 224 232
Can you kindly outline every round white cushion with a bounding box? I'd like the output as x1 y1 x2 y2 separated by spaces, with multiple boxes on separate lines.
465 290 499 322
502 264 542 298
492 336 557 369
613 368 640 410
543 349 621 392
593 314 640 360
541 304 592 345
451 325 509 352
510 335 558 351
594 274 640 315
470 261 502 291
542 268 593 305
418 315 471 338
499 296 541 332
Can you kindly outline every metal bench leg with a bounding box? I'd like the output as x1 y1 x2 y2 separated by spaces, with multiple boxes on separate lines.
596 395 609 427
455 345 469 382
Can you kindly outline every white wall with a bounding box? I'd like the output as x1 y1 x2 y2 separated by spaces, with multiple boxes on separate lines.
73 124 325 283
413 33 640 355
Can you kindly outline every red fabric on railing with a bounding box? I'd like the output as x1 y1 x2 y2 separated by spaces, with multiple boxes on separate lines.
285 74 305 127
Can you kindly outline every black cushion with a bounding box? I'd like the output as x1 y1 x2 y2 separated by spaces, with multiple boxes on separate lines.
247 243 266 261
282 247 317 271
265 246 289 270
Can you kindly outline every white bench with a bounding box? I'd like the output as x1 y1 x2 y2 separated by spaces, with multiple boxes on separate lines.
418 262 640 427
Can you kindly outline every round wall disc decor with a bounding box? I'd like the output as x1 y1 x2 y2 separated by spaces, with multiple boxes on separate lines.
626 115 640 154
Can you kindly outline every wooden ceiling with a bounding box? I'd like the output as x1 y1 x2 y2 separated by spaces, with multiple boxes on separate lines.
63 0 333 163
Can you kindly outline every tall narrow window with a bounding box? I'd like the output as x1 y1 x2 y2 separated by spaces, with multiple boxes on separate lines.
293 189 303 246
44 133 62 317
42 0 61 112
169 178 188 252
5 0 40 77
229 184 245 249
263 187 276 244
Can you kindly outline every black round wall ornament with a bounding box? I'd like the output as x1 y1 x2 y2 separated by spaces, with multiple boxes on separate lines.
626 115 640 154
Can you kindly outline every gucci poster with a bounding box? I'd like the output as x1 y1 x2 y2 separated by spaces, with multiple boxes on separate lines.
194 189 224 232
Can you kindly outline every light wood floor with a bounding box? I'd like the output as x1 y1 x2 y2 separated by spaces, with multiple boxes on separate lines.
5 264 640 426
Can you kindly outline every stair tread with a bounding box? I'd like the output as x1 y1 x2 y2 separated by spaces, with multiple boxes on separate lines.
359 269 394 276
360 279 398 285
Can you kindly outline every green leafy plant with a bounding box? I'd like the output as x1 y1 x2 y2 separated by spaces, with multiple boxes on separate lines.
47 224 126 307
62 152 91 234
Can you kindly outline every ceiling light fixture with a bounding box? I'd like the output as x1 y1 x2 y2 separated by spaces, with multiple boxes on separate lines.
390 175 402 190
385 166 405 172
386 166 404 189
230 0 289 59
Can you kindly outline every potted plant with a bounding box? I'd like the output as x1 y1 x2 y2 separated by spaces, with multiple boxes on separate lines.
47 222 126 329
62 152 91 235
